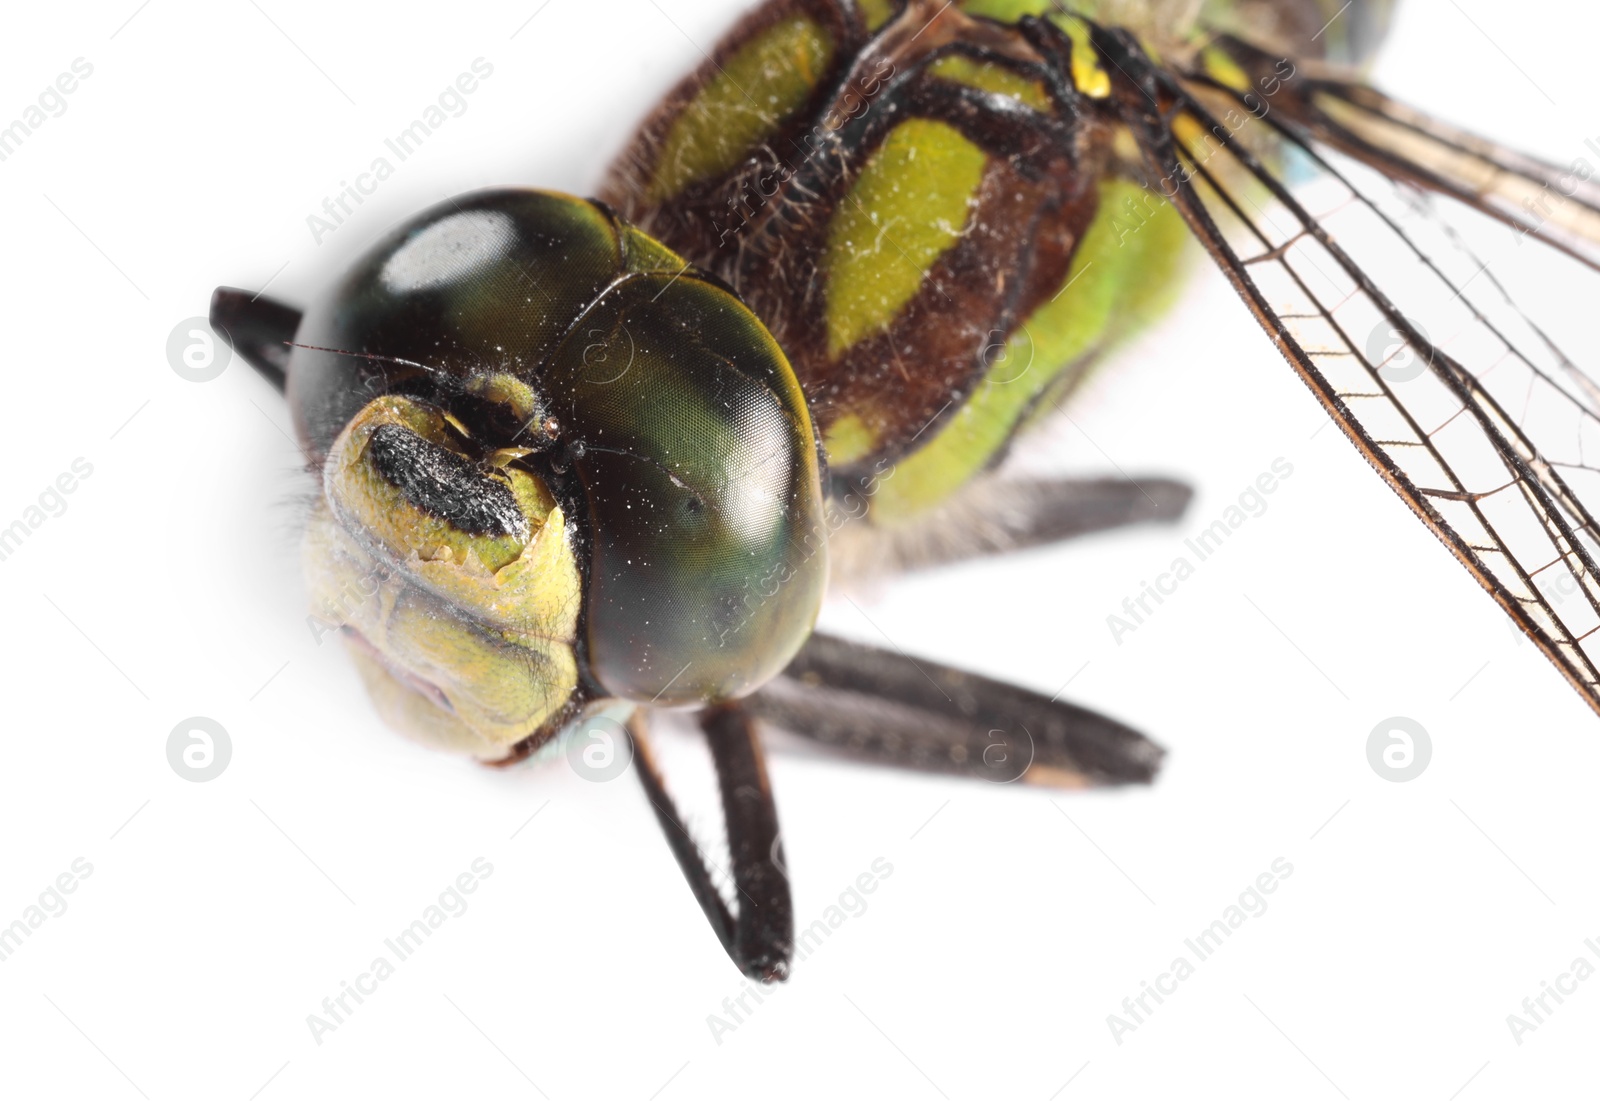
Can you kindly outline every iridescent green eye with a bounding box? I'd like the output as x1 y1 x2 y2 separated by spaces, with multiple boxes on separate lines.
289 189 827 751
543 266 828 704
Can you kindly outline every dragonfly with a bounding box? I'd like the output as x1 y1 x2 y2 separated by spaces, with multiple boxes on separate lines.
210 0 1600 981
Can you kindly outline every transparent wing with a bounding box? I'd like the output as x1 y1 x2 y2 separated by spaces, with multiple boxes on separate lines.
1203 34 1600 272
1088 25 1600 715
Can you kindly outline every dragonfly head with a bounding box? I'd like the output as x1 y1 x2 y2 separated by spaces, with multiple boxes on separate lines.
272 190 828 760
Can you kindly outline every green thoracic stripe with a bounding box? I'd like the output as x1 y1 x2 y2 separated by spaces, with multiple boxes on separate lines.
865 177 1191 523
648 16 834 202
858 0 897 31
823 118 988 358
961 0 1107 21
824 412 878 467
927 54 1051 110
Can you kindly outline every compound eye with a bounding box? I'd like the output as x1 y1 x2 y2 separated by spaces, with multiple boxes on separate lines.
547 273 828 705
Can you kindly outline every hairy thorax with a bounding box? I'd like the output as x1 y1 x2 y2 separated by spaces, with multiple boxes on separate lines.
599 0 1388 525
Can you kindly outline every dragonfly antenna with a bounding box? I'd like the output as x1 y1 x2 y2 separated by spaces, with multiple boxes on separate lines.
284 341 453 383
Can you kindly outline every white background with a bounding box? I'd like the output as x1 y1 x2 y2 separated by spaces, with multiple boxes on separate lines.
2 1 1598 1098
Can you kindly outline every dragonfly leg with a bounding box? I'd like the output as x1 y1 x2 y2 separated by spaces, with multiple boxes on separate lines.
746 632 1164 790
828 472 1192 578
630 706 794 982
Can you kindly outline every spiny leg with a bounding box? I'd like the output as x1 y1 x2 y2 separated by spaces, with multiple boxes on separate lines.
829 471 1192 577
703 706 791 981
630 706 794 982
746 632 1164 788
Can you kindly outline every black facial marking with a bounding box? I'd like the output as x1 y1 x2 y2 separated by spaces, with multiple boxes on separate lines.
366 424 527 539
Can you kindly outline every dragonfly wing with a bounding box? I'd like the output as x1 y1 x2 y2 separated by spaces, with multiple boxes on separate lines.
1089 24 1600 715
1203 34 1600 272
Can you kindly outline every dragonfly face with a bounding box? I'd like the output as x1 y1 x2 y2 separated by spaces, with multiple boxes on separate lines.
277 189 827 760
212 0 1600 980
